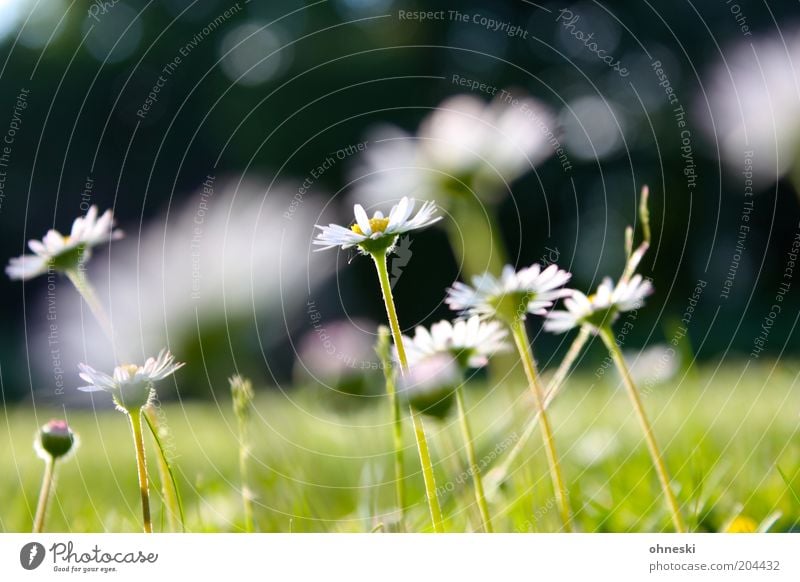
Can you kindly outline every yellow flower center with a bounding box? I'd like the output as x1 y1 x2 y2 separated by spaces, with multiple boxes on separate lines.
351 217 389 236
121 364 139 376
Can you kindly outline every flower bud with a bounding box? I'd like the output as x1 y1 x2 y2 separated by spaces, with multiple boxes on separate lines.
36 419 76 460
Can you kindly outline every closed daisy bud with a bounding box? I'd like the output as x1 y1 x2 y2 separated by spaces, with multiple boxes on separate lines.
35 419 76 460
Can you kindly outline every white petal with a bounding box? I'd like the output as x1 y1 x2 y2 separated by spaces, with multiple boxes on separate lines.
353 204 372 235
5 255 47 280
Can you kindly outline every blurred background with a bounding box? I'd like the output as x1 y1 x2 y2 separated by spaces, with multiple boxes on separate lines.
0 0 799 404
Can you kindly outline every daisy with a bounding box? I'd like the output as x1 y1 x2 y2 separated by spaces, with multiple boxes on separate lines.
401 316 509 369
700 28 800 188
6 206 123 280
544 271 684 530
446 263 572 323
313 196 441 255
544 274 653 334
401 316 508 532
78 349 184 412
448 263 575 529
348 93 557 280
77 349 183 533
349 92 557 208
398 352 462 419
315 197 444 531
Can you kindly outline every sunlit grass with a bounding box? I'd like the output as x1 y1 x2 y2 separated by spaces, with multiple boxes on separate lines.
2 360 798 533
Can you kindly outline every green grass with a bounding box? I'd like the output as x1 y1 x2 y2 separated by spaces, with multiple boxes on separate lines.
2 360 799 533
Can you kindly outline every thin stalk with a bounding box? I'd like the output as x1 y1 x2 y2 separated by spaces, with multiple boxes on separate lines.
376 326 406 529
372 251 443 531
489 326 591 491
388 377 405 527
455 384 493 532
598 326 686 532
372 251 408 370
33 457 55 533
546 326 592 398
64 267 115 344
445 197 506 279
510 319 573 532
128 408 152 533
411 409 444 533
143 408 184 532
236 415 254 533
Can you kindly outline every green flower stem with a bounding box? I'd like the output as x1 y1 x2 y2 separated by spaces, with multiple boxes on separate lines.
391 384 405 524
455 384 493 532
598 325 686 533
446 196 506 279
411 409 445 533
371 251 408 370
509 319 573 532
64 267 115 344
489 326 591 491
389 389 405 528
371 251 442 531
236 415 254 533
32 456 55 533
128 408 152 533
377 333 406 527
547 326 592 399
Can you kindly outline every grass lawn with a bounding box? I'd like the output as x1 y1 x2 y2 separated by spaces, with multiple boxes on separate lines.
2 359 798 533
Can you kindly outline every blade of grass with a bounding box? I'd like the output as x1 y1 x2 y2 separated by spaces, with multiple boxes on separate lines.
143 408 185 532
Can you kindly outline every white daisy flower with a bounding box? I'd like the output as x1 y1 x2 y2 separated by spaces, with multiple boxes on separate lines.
401 316 509 369
544 274 653 333
398 352 462 419
446 263 572 322
6 206 123 280
349 92 557 207
78 349 184 412
313 196 441 255
699 29 800 186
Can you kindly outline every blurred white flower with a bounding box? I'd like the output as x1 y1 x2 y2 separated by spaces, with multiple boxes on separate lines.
294 318 377 387
32 179 333 393
559 96 625 161
573 428 620 468
397 352 462 419
349 92 557 206
6 206 123 280
700 30 800 185
313 196 441 254
544 275 652 333
78 349 184 411
401 316 509 369
623 344 680 388
446 263 572 322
